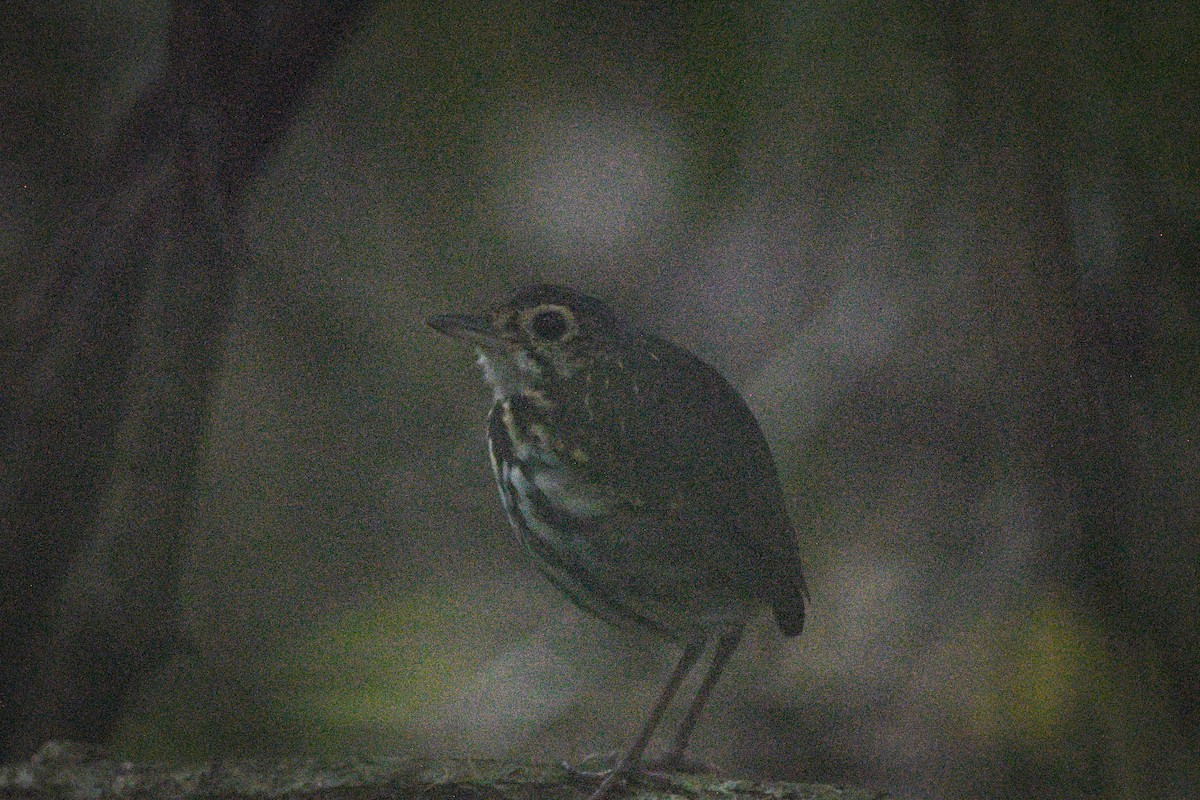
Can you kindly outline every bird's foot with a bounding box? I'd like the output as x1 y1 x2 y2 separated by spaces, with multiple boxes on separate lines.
563 753 640 800
564 758 633 800
565 751 712 800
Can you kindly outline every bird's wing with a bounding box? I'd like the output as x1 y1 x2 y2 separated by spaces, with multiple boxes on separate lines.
551 334 807 630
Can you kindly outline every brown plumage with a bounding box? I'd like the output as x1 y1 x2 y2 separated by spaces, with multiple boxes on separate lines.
429 284 807 800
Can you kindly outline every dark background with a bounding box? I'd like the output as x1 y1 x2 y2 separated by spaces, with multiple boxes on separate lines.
2 3 1197 799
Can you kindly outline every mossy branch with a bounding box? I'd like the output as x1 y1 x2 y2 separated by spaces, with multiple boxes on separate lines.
0 742 888 800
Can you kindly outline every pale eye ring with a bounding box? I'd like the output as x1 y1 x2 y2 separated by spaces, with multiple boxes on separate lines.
520 304 578 343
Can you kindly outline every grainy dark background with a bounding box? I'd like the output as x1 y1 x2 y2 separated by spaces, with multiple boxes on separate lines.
2 3 1197 799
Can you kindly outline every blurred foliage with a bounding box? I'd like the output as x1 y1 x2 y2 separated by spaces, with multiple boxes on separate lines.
957 597 1102 742
4 1 1198 798
288 591 480 744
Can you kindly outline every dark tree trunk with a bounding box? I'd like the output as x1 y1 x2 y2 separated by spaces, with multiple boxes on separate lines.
0 0 374 759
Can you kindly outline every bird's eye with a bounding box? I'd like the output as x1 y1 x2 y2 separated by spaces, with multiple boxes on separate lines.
522 304 577 342
531 311 567 339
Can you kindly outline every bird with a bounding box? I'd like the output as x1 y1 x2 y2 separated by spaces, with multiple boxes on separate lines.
428 284 807 800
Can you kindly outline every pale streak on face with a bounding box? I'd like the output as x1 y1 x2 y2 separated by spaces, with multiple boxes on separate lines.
477 348 542 400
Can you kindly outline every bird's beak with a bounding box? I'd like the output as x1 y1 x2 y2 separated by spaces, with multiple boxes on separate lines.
427 314 506 348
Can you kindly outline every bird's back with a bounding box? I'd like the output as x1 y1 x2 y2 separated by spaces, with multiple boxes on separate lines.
549 330 808 637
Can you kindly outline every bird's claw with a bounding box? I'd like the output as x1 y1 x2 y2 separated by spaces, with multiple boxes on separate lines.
563 751 620 780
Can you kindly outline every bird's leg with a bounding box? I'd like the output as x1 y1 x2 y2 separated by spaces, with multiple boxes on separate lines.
585 634 708 800
655 627 744 772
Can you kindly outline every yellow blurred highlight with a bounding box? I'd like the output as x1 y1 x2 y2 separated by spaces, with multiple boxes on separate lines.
958 595 1106 743
287 590 482 733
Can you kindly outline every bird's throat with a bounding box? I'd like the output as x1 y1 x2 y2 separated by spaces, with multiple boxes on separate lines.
477 348 544 400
